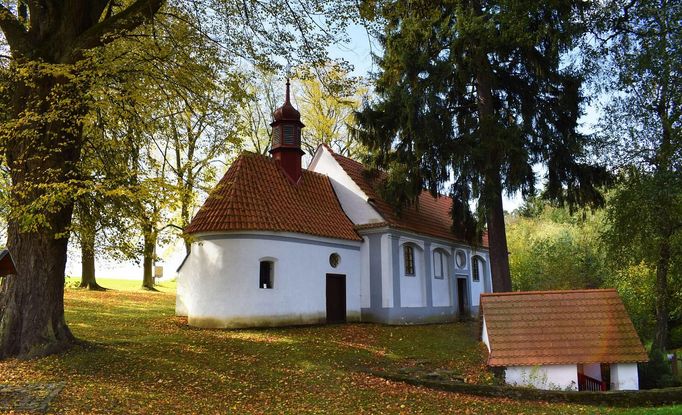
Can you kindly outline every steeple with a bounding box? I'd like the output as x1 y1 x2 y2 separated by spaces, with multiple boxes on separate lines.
270 79 305 183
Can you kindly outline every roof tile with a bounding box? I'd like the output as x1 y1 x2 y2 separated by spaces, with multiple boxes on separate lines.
481 289 648 366
185 152 361 241
330 151 488 246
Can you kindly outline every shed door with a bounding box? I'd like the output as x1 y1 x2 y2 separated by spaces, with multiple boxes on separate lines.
326 274 346 324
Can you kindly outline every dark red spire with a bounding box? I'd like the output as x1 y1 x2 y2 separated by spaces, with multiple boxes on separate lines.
273 79 301 121
270 79 305 183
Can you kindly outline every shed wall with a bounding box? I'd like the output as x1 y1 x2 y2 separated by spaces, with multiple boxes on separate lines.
610 363 639 390
505 365 578 391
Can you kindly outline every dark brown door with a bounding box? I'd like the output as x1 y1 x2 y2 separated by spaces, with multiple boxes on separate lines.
326 274 346 323
457 278 467 317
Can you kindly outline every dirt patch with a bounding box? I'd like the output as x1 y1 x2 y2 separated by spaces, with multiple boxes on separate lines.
0 382 64 413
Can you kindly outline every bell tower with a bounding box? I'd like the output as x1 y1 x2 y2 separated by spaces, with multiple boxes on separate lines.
270 79 305 183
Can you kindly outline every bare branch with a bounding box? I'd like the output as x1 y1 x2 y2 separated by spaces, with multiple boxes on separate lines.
0 4 32 56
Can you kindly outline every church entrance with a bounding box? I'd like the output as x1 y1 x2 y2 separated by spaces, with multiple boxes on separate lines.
326 274 346 324
457 277 468 318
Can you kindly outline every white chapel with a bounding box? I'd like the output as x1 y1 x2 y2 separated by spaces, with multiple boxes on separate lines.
176 81 493 328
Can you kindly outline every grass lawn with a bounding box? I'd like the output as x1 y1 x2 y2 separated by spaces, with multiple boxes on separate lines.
0 280 679 414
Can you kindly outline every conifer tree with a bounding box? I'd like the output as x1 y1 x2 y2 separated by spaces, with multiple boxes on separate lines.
356 0 609 291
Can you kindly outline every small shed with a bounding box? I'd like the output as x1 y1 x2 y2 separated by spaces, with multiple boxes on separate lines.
481 289 648 391
0 249 16 277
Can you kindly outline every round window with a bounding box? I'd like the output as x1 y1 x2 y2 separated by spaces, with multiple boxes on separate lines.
455 250 466 269
329 253 340 268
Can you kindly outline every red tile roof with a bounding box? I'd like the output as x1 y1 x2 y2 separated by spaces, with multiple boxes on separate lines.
185 152 361 241
481 289 648 367
329 150 488 246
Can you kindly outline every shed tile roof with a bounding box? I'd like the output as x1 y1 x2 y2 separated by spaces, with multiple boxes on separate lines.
481 289 648 367
329 150 488 246
185 152 361 241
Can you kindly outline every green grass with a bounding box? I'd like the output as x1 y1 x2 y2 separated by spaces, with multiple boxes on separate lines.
0 285 680 414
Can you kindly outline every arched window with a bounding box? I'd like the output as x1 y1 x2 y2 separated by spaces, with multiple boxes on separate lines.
433 249 447 279
472 256 480 282
259 260 274 289
403 245 415 276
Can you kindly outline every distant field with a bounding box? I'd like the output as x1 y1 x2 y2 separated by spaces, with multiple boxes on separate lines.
0 284 679 414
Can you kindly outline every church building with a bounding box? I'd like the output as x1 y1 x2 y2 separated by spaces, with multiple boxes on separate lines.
175 81 492 328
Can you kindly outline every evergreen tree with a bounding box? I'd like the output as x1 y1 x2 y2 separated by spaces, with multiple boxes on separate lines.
355 0 609 291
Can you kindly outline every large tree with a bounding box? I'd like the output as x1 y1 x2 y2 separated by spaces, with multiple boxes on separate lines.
0 0 164 359
595 0 681 353
0 0 359 359
295 62 367 157
355 0 609 291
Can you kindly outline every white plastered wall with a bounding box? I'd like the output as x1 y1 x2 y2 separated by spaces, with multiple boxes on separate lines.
481 316 490 351
505 365 578 391
176 259 189 316
381 234 393 307
176 233 361 328
610 363 639 390
308 146 384 225
360 236 371 308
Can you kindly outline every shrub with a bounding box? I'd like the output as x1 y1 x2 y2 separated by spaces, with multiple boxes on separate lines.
670 326 682 349
639 349 681 389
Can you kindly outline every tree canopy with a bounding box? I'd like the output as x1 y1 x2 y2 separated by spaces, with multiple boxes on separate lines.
592 0 681 353
0 0 360 359
355 0 609 292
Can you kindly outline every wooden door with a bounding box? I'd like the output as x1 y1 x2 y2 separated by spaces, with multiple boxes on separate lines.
326 274 346 324
457 278 468 317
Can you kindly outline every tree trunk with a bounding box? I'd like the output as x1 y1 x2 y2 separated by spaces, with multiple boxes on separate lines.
180 196 191 256
485 171 513 292
0 0 164 360
473 41 512 292
0 68 83 359
652 238 671 353
0 221 76 359
79 231 104 291
142 225 156 290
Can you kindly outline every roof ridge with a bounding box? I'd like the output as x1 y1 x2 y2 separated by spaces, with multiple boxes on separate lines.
246 149 335 181
482 288 617 297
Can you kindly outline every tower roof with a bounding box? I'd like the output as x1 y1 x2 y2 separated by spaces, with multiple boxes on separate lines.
272 79 301 123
